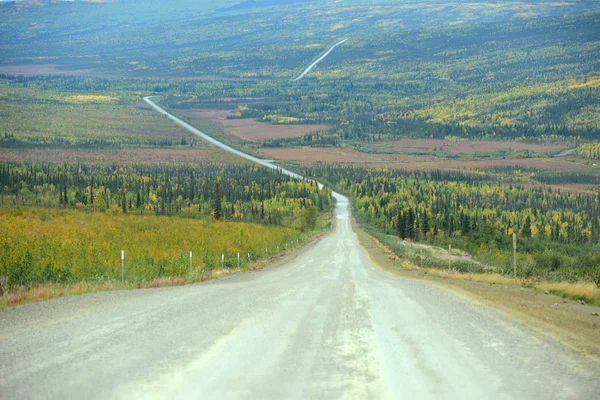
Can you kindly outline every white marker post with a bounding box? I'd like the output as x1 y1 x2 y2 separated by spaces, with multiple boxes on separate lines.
448 245 451 274
513 233 517 284
121 250 125 283
221 254 224 269
190 251 193 275
237 252 240 271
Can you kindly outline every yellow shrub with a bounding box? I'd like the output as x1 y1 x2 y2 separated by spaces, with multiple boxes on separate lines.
0 206 300 286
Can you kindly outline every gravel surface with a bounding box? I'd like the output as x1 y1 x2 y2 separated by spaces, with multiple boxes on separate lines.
1 197 599 399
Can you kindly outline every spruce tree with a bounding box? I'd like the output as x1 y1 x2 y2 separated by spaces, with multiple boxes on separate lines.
405 208 415 239
397 210 406 239
421 211 429 236
522 216 532 238
213 182 223 220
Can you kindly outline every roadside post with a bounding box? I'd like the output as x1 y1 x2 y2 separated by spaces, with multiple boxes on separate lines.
513 233 517 284
121 250 125 283
221 254 224 269
237 252 240 271
448 245 451 274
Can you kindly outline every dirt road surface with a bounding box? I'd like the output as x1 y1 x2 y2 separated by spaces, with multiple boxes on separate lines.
1 196 599 399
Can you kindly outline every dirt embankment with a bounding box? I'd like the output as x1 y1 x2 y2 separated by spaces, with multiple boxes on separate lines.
352 218 600 360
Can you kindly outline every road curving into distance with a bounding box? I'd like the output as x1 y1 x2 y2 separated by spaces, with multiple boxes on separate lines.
1 99 599 399
293 38 348 81
143 97 306 180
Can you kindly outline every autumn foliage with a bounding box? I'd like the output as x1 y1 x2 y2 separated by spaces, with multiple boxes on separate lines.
0 206 301 292
0 162 333 292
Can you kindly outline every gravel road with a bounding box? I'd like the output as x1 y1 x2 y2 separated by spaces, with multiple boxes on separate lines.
293 38 348 81
1 196 599 399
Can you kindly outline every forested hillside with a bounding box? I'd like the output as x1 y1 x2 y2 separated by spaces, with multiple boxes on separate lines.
3 0 595 78
1 1 599 143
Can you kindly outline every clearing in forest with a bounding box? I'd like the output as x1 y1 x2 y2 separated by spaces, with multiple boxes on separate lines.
191 110 329 141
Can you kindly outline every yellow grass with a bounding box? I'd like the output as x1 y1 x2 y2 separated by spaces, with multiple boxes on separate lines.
1 281 120 307
371 231 600 304
399 258 600 303
65 94 118 103
0 224 328 308
537 281 600 303
568 78 600 90
0 276 195 307
0 206 300 290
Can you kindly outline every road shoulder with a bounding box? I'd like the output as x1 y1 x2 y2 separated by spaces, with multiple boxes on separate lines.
351 217 600 361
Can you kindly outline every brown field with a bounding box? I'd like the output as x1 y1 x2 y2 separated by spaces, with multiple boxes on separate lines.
0 148 250 165
0 65 252 81
361 159 591 171
0 65 107 78
259 147 588 171
362 158 591 171
213 97 265 102
259 147 422 163
261 147 598 194
384 138 571 154
192 110 329 141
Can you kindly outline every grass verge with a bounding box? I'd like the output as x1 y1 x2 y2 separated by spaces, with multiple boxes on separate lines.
539 283 600 307
355 217 600 306
0 226 331 308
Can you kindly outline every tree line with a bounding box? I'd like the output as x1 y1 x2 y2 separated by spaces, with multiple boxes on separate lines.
0 162 333 230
